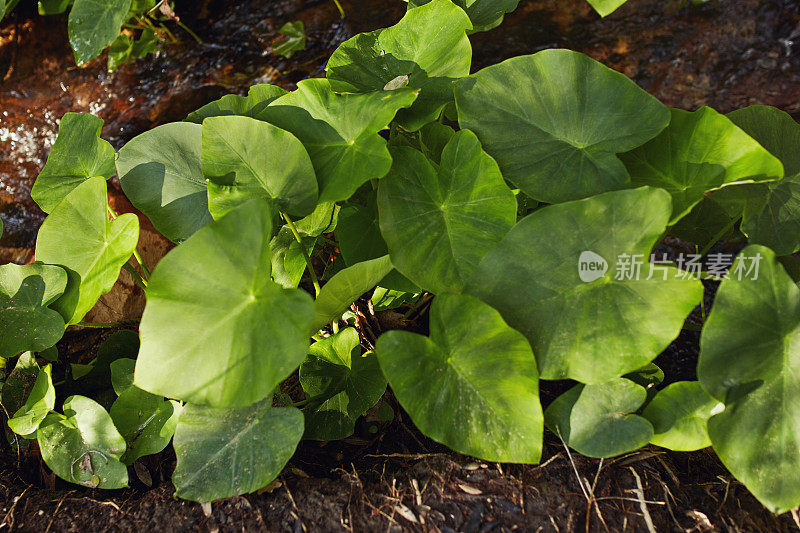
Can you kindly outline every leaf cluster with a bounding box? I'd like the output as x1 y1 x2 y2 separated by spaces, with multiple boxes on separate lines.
3 0 800 515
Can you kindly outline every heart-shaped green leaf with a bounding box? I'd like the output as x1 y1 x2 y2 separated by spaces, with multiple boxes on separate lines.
326 0 472 131
68 0 132 65
544 378 653 458
408 0 520 32
31 113 116 213
257 78 417 203
172 397 304 502
376 293 543 463
698 245 800 513
109 363 181 464
311 255 394 333
37 395 128 489
117 122 213 243
468 187 703 383
455 49 669 204
35 177 139 324
378 130 517 294
726 105 800 255
201 116 318 217
300 327 386 441
8 364 55 437
0 263 67 357
185 84 288 124
642 381 720 451
622 107 784 224
135 200 314 408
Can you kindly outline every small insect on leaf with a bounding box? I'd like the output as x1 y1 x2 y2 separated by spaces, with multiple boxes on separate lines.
384 75 410 91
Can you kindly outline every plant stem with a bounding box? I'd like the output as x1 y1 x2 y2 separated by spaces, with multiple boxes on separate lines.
281 212 321 297
697 217 741 258
331 0 346 18
123 262 148 290
176 20 203 44
74 320 137 328
107 202 151 279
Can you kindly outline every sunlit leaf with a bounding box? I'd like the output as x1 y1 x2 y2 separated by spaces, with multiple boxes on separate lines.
31 113 116 213
456 49 669 204
376 293 543 463
117 122 212 243
135 200 314 407
35 177 139 324
326 0 472 131
172 397 303 502
37 396 128 489
698 245 800 513
468 187 703 383
378 130 516 294
544 378 653 458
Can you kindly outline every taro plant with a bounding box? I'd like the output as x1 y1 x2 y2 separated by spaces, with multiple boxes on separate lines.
3 0 800 517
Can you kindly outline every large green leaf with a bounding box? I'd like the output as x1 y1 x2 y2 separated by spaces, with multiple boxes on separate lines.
455 49 669 204
109 359 181 464
172 397 304 502
35 177 139 324
726 105 800 255
376 293 542 463
37 396 128 489
201 116 318 217
408 0 519 32
257 78 417 203
326 0 472 131
185 84 288 124
0 263 67 358
135 200 314 408
311 255 394 333
544 378 653 458
378 130 516 294
468 187 703 383
641 381 719 451
117 122 212 243
300 327 386 440
622 107 784 224
31 113 116 213
8 364 55 437
68 0 133 65
698 245 800 513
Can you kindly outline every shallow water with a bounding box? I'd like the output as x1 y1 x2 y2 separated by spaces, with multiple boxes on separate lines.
0 0 798 263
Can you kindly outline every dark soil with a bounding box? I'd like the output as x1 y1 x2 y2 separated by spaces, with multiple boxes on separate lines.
2 0 800 531
1 389 797 532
